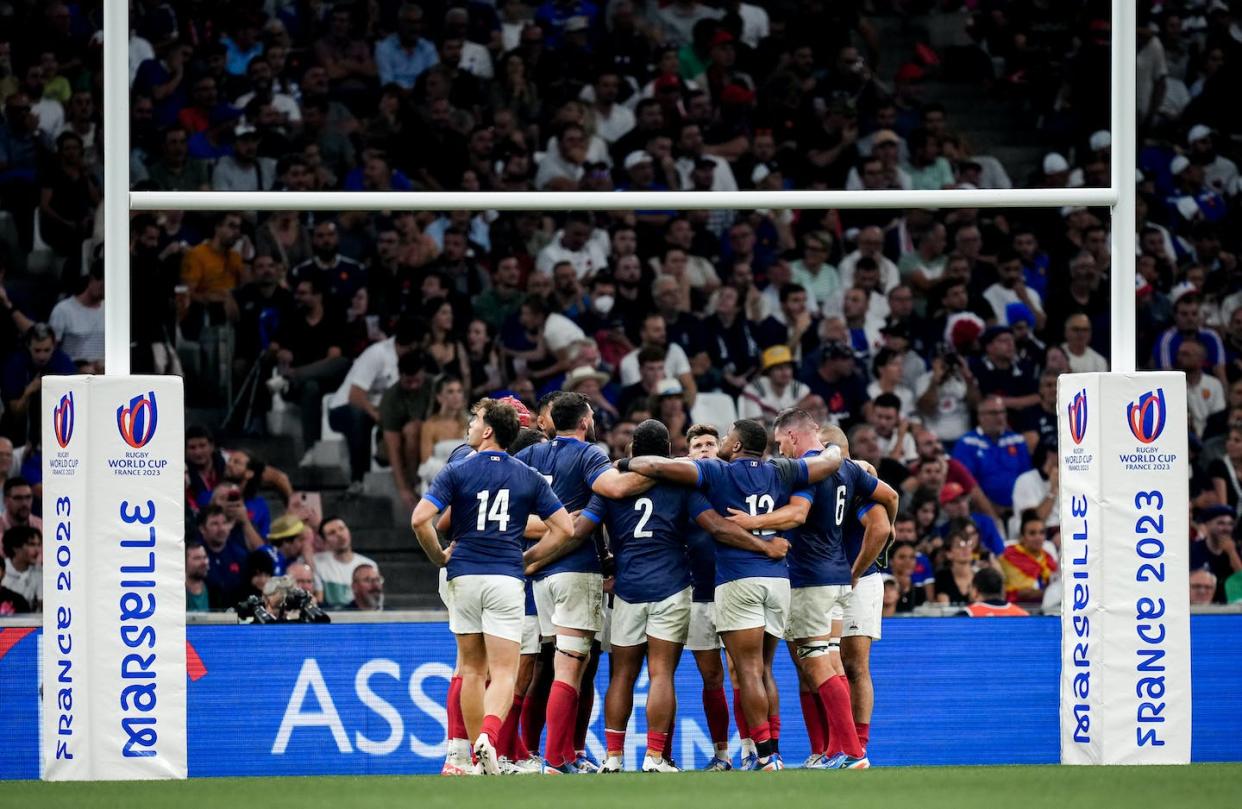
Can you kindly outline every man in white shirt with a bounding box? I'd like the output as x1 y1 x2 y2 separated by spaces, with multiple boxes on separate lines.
736 345 817 427
49 261 105 372
1061 314 1108 373
588 69 635 144
327 323 419 483
619 313 696 402
673 122 737 192
232 57 301 127
443 7 494 79
983 250 1045 330
1181 338 1225 437
535 123 589 190
838 226 900 292
535 213 610 279
1 524 41 609
313 516 378 609
1010 444 1060 539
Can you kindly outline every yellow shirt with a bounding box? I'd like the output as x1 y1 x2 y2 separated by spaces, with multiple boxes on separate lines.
181 243 243 296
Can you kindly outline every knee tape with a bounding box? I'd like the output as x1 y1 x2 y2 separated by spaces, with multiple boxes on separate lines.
556 634 593 657
796 642 832 660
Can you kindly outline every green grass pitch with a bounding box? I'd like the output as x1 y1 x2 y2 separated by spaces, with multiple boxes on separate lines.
6 764 1240 809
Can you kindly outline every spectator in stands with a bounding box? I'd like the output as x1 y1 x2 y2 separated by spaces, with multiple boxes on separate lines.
1061 313 1108 373
889 540 931 612
961 568 1028 617
952 396 1033 516
268 275 348 452
380 351 431 509
198 504 249 608
867 347 915 418
939 481 1005 559
185 542 214 612
934 529 977 606
1189 568 1218 606
839 226 900 293
1182 338 1225 438
619 312 696 401
314 515 378 610
1024 370 1060 453
0 552 32 614
0 524 40 610
2 323 74 444
327 319 419 485
473 255 527 332
147 124 209 191
48 259 104 372
868 392 916 464
212 125 275 191
0 92 41 247
738 345 817 427
182 212 244 325
418 375 468 467
915 346 979 444
222 448 285 539
348 563 384 611
292 220 365 311
970 326 1039 424
802 341 868 429
1000 511 1058 604
1011 443 1059 540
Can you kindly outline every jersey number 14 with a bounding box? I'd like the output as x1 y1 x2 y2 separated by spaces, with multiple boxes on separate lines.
476 489 511 531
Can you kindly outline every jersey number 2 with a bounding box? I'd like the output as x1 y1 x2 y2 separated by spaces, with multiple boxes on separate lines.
476 489 511 531
633 498 654 538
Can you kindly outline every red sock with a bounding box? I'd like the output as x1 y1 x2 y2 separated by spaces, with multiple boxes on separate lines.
768 713 781 741
481 714 504 746
497 695 523 759
545 681 577 767
732 688 751 739
703 687 730 747
563 690 580 763
447 676 467 741
574 684 594 753
856 722 870 749
665 706 676 761
522 687 546 754
799 691 826 754
605 728 626 756
512 697 531 760
750 720 770 745
818 675 864 758
646 730 668 759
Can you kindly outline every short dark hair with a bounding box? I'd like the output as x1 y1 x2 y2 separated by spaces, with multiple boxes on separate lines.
398 351 424 376
779 283 807 304
550 392 593 432
475 398 521 449
319 514 346 535
773 408 815 434
894 511 916 527
508 427 545 455
1019 508 1044 535
537 391 565 415
3 476 31 497
186 424 215 445
637 346 666 366
632 419 671 457
732 419 769 454
686 423 719 442
2 525 39 559
873 392 902 412
855 255 879 273
871 348 900 378
973 567 1004 599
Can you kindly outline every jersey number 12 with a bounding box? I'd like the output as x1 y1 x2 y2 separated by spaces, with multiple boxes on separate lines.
476 489 511 531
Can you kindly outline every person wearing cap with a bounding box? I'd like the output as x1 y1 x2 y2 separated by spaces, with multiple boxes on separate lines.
1186 123 1238 194
938 481 1005 559
210 121 275 191
969 325 1040 419
738 345 818 427
950 396 1032 517
983 248 1045 331
267 512 313 573
1040 152 1070 188
564 364 618 431
1191 505 1241 603
1166 152 1227 226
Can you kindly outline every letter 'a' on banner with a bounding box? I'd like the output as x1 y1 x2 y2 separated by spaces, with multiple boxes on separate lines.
1057 372 1191 765
42 376 186 780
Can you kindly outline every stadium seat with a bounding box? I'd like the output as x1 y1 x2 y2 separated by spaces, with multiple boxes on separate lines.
691 391 739 436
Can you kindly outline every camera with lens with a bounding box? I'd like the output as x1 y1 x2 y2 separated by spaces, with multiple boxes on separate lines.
281 585 331 624
236 594 279 624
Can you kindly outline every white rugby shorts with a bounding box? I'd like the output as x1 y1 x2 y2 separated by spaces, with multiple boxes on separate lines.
610 587 692 647
447 574 524 642
842 572 883 640
685 600 721 651
533 571 605 638
521 614 541 655
713 577 790 637
786 584 853 641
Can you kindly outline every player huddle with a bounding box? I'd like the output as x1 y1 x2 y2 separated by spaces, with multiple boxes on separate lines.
411 391 897 775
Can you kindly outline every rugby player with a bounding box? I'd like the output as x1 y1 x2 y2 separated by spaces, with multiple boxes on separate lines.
684 424 735 770
622 418 843 770
575 420 786 772
515 392 654 774
836 424 897 762
730 411 896 769
412 398 575 774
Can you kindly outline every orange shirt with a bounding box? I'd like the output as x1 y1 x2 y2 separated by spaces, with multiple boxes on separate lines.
964 601 1030 617
182 242 244 296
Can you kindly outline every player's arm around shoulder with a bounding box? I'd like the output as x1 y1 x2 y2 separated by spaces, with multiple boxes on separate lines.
618 455 701 485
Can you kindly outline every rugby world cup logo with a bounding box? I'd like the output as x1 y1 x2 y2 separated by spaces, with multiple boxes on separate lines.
52 392 74 448
1126 388 1167 444
117 391 159 449
1066 388 1088 445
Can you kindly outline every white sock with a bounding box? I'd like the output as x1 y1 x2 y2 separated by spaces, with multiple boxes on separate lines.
741 739 757 757
714 743 730 757
449 738 471 758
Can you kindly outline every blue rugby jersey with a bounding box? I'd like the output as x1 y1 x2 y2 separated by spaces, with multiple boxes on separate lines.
686 523 717 603
788 456 879 588
424 451 563 581
583 484 709 603
693 456 810 585
516 436 613 579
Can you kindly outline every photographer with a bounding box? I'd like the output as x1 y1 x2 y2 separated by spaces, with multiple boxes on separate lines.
237 574 331 624
915 347 980 445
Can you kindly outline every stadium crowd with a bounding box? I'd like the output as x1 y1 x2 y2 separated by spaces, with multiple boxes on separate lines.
3 0 1242 617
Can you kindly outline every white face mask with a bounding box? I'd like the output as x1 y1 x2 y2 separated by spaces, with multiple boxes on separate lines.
593 294 615 315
